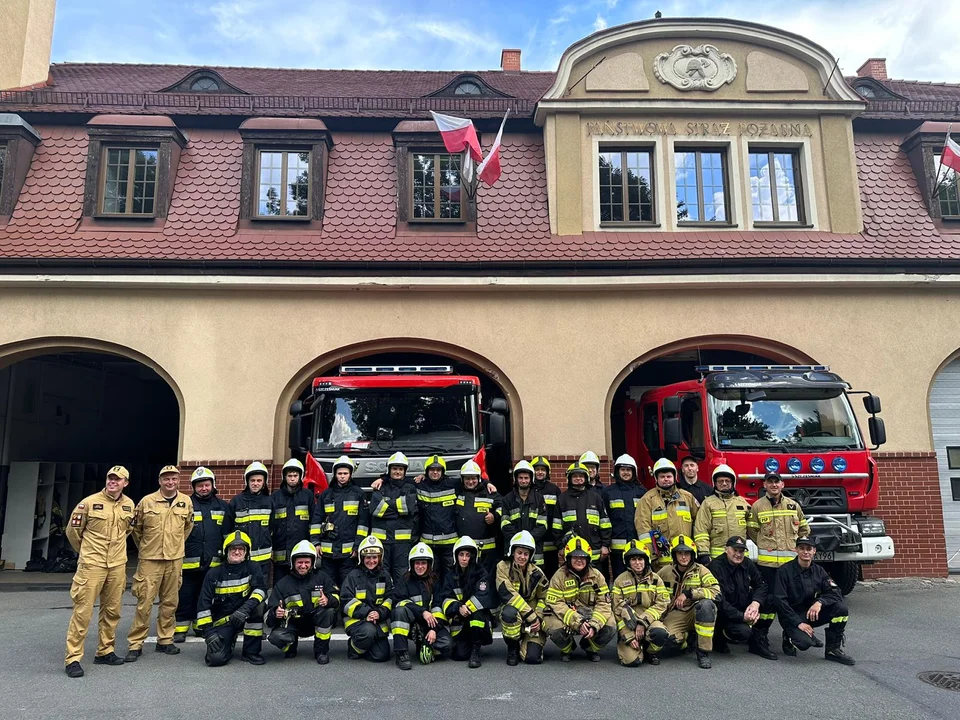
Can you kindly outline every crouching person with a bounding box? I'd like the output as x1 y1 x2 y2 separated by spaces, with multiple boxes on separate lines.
544 535 616 662
611 540 670 667
266 540 340 665
657 535 720 669
196 531 267 667
391 542 453 670
439 536 498 668
497 530 549 666
341 536 394 662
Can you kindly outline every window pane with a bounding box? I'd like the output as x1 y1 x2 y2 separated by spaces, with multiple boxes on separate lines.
257 151 283 216
675 151 700 222
749 152 774 221
700 151 726 222
439 154 462 219
625 151 653 222
0 145 6 197
937 153 960 217
750 150 801 223
772 152 799 222
598 152 622 222
131 149 157 215
412 153 435 218
947 446 960 470
102 148 129 214
286 151 310 216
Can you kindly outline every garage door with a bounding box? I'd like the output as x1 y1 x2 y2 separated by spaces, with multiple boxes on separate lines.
929 357 960 571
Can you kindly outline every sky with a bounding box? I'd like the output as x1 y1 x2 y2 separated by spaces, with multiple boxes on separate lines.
49 0 960 81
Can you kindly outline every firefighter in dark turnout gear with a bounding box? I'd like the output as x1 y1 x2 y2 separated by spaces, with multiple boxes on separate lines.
266 540 340 664
196 531 268 667
554 463 611 566
500 461 548 567
605 454 645 580
390 542 453 670
455 460 502 579
228 462 273 578
310 455 369 587
341 536 394 662
439 536 498 668
532 457 562 577
415 455 459 581
370 452 420 585
497 530 548 665
708 535 777 660
611 540 670 667
774 536 855 665
271 458 315 584
175 466 231 643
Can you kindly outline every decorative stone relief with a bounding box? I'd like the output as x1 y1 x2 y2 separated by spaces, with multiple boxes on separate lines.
585 52 649 92
653 44 737 91
746 51 809 92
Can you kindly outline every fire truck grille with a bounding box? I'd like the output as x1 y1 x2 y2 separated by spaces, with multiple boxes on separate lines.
783 487 847 513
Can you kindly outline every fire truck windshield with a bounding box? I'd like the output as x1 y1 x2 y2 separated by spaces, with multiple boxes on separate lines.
708 390 864 450
312 389 479 455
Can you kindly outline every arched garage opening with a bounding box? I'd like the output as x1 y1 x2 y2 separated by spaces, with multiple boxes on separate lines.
928 352 960 573
276 339 521 492
0 340 181 570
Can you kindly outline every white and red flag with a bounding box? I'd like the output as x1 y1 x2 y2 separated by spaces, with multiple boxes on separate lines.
429 111 483 163
478 109 509 186
942 131 960 174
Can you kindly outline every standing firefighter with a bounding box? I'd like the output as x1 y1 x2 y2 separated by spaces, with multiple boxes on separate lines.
229 462 273 578
415 455 459 580
341 536 394 662
635 458 699 569
544 535 616 662
175 466 230 643
455 459 502 578
370 452 420 585
63 466 135 678
693 464 751 563
578 450 603 492
311 455 369 586
554 462 611 567
266 540 340 664
439 536 499 668
125 465 194 662
390 542 453 670
197 531 268 666
500 460 548 567
271 458 315 583
656 535 720 669
532 457 562 577
496 530 549 665
605 454 645 580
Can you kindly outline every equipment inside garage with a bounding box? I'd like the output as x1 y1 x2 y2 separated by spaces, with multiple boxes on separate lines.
0 352 179 569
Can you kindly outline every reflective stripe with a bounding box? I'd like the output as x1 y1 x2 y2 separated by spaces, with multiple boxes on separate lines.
830 615 849 623
695 623 714 638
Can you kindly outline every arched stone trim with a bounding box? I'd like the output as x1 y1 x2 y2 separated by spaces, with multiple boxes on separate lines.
272 337 524 462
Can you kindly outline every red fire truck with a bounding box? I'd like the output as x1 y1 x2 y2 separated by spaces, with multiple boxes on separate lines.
625 365 894 593
288 365 507 486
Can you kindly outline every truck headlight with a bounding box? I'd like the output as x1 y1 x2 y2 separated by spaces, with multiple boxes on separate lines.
858 518 886 537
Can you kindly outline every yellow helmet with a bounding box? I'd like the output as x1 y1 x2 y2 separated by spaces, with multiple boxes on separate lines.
222 531 252 554
652 458 677 477
425 455 447 472
670 534 697 556
622 538 649 564
563 534 592 563
566 462 590 485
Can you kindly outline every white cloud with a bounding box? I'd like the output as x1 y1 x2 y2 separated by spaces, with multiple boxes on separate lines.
594 15 608 32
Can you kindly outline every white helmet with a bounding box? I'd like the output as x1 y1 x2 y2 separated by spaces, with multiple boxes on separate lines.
332 455 356 474
244 461 269 484
509 530 536 557
358 535 384 557
191 466 216 489
712 464 737 484
652 457 677 477
460 460 482 478
512 460 535 479
387 451 409 468
282 458 305 477
579 450 601 466
289 539 318 568
453 535 479 560
614 454 637 471
408 542 434 567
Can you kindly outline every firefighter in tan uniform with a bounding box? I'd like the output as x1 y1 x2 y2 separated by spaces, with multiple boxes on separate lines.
611 540 670 667
693 464 751 563
634 458 699 568
63 466 135 678
124 465 194 661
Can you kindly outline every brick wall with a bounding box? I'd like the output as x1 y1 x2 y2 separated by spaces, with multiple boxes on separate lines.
862 451 947 579
179 460 278 500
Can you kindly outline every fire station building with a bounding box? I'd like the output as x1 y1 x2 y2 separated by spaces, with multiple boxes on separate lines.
0 5 957 577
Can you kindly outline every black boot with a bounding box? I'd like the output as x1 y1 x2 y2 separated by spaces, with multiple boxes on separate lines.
505 640 520 666
782 632 797 657
825 630 855 666
748 629 778 661
395 650 412 670
579 637 600 662
65 662 84 678
468 643 482 668
696 649 711 669
173 632 187 644
525 643 543 665
713 634 730 654
647 653 660 665
241 652 266 665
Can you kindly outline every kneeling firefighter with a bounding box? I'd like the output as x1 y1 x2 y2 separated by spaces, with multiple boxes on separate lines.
439 536 499 668
266 540 340 665
390 542 453 670
496 530 549 665
611 540 670 667
341 536 394 661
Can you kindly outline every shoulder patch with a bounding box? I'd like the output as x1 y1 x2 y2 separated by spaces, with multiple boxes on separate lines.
92 503 104 510
70 514 83 527
123 505 133 512
76 503 85 510
478 580 488 592
176 501 186 507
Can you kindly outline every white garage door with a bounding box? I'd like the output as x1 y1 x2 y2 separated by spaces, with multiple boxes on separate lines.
929 357 960 571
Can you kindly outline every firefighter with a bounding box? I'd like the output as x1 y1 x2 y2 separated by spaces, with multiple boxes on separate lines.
656 535 720 669
611 540 670 667
370 452 420 585
532 456 562 577
174 466 231 643
391 542 453 670
342 535 394 662
266 540 340 664
679 455 711 504
415 455 458 580
500 460 547 566
439 536 498 668
554 462 611 567
124 465 194 662
228 461 273 579
311 455 369 586
271 458 315 584
578 450 603 493
693 464 750 563
605 454 645 580
197 531 268 666
747 471 810 648
496 530 549 665
708 535 777 659
634 458 699 569
455 459 502 579
544 534 616 662
63 466 135 678
774 536 855 665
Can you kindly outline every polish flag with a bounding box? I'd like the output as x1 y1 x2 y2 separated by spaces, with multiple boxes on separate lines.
943 132 960 173
430 112 483 163
478 110 509 186
472 446 490 481
304 453 329 495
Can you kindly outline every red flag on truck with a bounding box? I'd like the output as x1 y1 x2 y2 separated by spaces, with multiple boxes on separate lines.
472 446 489 481
304 453 328 494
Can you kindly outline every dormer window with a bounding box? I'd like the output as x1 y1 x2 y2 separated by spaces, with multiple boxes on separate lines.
454 81 482 96
855 85 876 99
0 114 42 223
427 74 509 98
158 69 245 94
189 76 220 92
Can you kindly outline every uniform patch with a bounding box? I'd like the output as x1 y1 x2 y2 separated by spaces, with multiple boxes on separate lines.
176 501 186 507
478 581 488 592
123 505 133 511
71 514 83 527
77 503 85 510
92 503 104 510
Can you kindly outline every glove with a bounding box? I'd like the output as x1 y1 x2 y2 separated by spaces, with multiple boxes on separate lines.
205 633 225 655
319 522 338 541
229 609 249 628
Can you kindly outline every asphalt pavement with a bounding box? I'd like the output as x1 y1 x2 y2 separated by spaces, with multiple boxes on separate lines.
1 577 958 720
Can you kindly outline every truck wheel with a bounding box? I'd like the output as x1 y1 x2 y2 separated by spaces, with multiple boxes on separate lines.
824 562 858 595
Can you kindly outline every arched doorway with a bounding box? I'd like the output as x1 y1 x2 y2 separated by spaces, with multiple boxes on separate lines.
0 342 181 570
928 353 960 573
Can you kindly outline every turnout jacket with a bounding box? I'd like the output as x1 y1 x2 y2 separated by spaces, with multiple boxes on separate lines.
535 477 563 552
455 483 502 554
604 478 645 553
371 476 420 544
184 492 231 570
773 558 843 629
611 565 670 638
554 485 612 560
708 555 768 623
545 565 613 632
416 475 459 547
747 494 810 568
341 563 394 632
693 489 751 560
393 572 443 622
310 480 369 558
500 488 547 556
66 490 135 568
131 490 194 560
228 488 273 565
266 567 341 625
495 559 548 624
271 482 315 564
658 561 721 612
634 486 699 565
438 562 499 623
196 559 267 629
